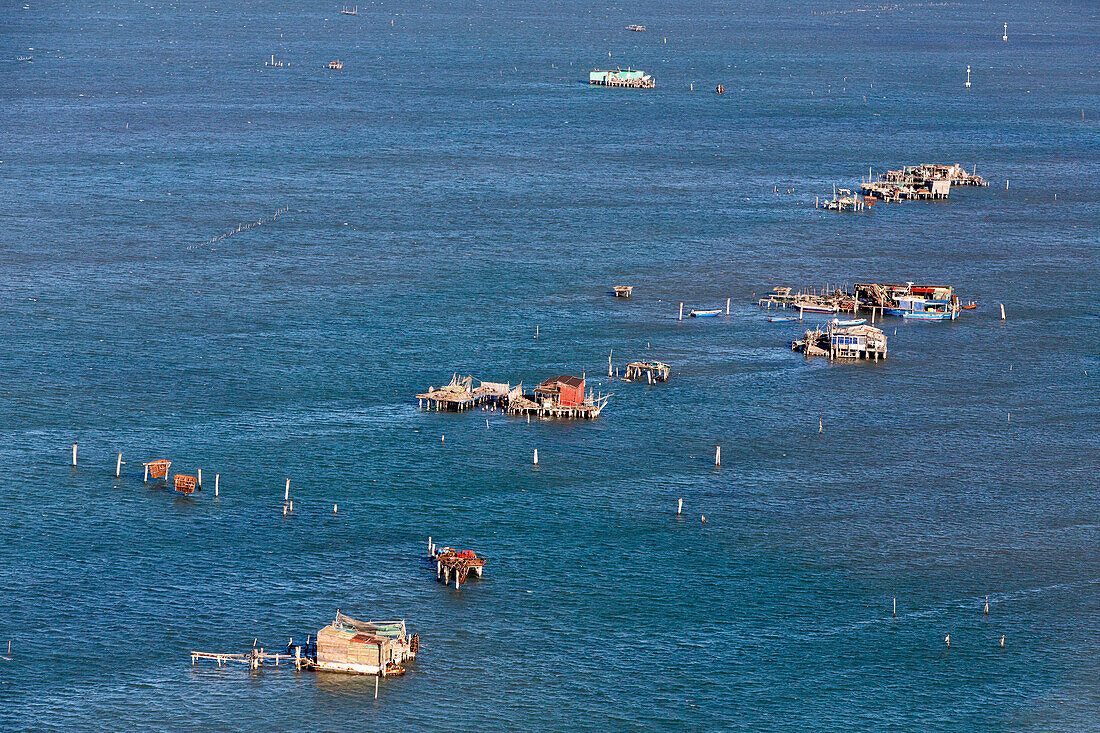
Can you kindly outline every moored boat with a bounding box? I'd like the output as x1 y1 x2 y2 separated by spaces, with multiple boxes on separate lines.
690 309 723 317
794 302 839 314
767 316 799 322
832 318 866 326
887 296 958 320
902 310 957 321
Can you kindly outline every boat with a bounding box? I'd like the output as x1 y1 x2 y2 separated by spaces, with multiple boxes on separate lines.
767 316 799 322
902 310 957 321
690 309 723 317
886 296 958 320
832 318 866 326
962 301 977 309
793 303 839 314
326 60 343 70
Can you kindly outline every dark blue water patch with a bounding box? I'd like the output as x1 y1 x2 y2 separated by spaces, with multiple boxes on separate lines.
0 0 1098 730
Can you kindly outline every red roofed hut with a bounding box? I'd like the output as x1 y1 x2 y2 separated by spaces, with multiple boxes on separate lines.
535 375 585 407
506 374 610 419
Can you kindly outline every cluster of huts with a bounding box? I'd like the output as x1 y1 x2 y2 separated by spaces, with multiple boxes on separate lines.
821 163 988 210
860 163 987 202
761 280 971 362
417 373 610 419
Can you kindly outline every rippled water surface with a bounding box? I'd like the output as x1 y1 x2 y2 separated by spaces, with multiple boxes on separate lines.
0 0 1097 730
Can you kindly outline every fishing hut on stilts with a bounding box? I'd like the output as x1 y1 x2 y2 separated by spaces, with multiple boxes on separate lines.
623 361 671 383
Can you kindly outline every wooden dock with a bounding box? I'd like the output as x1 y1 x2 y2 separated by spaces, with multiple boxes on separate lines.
623 361 670 383
417 374 511 411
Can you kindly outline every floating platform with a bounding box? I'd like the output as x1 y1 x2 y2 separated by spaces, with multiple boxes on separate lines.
623 361 670 383
613 285 633 298
589 68 654 88
432 547 486 589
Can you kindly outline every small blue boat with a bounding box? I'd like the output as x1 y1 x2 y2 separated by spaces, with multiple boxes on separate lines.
690 309 723 317
832 318 866 326
902 310 957 321
767 316 799 322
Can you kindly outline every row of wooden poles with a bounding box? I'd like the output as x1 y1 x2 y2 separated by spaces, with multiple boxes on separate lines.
70 444 343 515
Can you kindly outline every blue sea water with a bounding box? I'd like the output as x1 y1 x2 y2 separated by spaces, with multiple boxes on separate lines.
0 0 1098 729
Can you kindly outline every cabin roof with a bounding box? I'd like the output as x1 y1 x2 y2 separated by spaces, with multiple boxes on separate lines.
540 375 584 389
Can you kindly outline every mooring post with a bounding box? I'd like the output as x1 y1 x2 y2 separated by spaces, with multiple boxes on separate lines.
1000 303 1006 321
284 478 290 503
333 503 338 514
726 297 730 315
677 498 683 515
428 537 432 554
72 443 77 467
893 596 896 617
215 474 219 497
115 452 122 478
533 448 538 465
197 469 202 489
715 446 721 466
679 302 684 321
144 464 149 483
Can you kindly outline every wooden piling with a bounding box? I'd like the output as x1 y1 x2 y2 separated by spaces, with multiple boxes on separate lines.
72 443 77 467
197 469 202 489
715 446 720 466
677 498 682 515
144 464 149 483
679 302 684 321
215 474 219 497
726 297 730 315
1000 303 1006 320
533 449 539 465
115 452 122 478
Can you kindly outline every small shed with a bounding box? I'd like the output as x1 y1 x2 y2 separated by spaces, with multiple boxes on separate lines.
827 323 887 361
534 375 585 407
315 612 417 676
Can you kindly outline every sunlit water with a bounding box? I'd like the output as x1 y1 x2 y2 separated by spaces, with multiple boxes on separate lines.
0 0 1097 729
